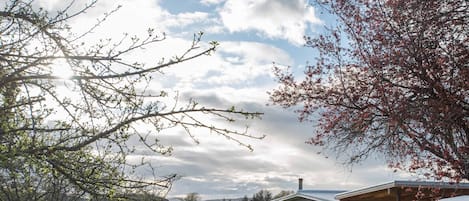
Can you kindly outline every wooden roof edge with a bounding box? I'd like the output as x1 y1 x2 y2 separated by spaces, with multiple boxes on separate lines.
335 180 469 200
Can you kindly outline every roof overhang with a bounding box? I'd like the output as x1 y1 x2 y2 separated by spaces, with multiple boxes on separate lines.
439 195 469 201
276 193 330 201
335 180 469 201
273 190 346 201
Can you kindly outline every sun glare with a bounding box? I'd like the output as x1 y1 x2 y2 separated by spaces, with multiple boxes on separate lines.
51 59 74 79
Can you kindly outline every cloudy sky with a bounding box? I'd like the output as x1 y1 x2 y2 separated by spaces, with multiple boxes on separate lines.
33 0 413 199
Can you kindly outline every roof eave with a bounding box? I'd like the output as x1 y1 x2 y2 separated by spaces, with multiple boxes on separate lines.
273 191 339 201
335 180 469 200
334 181 396 200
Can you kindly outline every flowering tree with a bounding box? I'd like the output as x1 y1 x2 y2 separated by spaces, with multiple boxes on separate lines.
270 0 468 181
0 0 263 200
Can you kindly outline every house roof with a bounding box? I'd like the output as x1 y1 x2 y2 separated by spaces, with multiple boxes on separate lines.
335 180 469 200
439 195 469 201
273 190 347 201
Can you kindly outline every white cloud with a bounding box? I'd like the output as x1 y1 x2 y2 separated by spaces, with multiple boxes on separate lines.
144 40 293 92
219 41 292 65
202 41 292 86
200 0 226 6
163 11 211 28
219 0 322 45
33 0 212 42
205 25 226 34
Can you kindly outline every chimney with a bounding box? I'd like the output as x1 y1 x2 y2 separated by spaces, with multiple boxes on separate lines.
298 178 303 191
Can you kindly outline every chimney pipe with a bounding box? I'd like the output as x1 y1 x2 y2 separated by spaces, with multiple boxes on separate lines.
298 178 303 191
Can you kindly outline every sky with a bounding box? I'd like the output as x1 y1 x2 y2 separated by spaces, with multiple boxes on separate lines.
30 0 414 199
